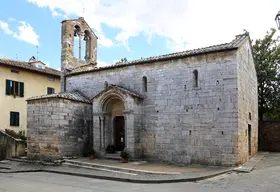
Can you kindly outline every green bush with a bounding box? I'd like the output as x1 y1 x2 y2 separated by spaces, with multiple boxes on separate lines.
83 148 95 157
120 151 130 159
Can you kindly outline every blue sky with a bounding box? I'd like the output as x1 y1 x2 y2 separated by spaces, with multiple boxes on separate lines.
0 0 279 70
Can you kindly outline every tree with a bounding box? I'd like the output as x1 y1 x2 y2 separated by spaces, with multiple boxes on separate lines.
252 28 280 120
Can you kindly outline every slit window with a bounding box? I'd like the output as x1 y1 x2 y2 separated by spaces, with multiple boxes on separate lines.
193 69 198 87
142 76 147 92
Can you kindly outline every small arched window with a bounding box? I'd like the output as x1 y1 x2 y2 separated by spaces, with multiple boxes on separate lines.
193 69 198 87
104 81 108 88
142 76 147 92
249 112 252 120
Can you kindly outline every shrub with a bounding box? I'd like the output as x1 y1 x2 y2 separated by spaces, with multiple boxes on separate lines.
5 129 27 141
120 151 130 159
83 148 95 157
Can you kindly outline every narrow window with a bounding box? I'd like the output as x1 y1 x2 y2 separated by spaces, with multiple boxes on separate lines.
11 69 19 74
47 87 55 94
10 112 20 126
104 81 108 88
249 112 252 120
48 77 55 81
193 69 198 87
142 76 147 92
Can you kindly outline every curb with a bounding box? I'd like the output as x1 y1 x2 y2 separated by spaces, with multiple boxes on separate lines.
0 168 232 184
64 159 181 175
233 152 269 173
0 169 42 174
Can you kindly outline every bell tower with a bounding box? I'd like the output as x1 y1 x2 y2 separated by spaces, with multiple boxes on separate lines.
60 17 98 92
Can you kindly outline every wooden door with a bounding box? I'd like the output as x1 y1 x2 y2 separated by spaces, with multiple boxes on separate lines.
114 116 125 151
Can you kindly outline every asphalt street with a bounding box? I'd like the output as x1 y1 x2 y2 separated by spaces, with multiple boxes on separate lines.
0 153 280 192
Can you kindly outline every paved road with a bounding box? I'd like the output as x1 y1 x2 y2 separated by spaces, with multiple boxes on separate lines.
0 153 280 192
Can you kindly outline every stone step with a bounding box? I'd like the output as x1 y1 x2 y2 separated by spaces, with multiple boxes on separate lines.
103 153 121 160
63 162 138 176
103 152 142 162
0 165 11 170
0 161 11 170
63 159 181 175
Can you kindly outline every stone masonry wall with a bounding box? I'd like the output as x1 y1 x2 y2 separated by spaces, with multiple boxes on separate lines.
67 50 240 165
27 98 92 160
236 38 258 165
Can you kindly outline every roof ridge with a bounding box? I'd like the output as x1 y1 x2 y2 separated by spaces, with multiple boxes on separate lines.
92 84 144 100
68 33 250 75
113 34 246 66
0 57 61 76
0 57 28 63
27 91 91 104
72 90 90 100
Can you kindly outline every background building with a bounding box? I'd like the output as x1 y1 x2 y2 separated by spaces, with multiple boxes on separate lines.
0 57 60 134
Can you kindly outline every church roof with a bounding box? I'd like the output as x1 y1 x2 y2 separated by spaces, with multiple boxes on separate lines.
92 84 144 100
27 91 91 104
0 58 60 77
67 33 249 76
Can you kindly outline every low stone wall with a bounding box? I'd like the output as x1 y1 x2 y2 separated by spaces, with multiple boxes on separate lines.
27 98 92 160
259 121 280 151
0 131 26 160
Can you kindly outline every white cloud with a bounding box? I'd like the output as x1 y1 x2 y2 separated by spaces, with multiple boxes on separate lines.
0 19 39 46
96 33 114 48
97 60 111 67
13 21 39 46
27 0 280 52
0 21 13 35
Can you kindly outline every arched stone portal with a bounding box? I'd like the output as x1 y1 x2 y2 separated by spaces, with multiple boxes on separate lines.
92 84 144 158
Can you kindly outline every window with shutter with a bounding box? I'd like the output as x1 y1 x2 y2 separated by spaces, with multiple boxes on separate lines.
5 80 24 97
15 113 19 126
6 80 11 95
20 82 24 97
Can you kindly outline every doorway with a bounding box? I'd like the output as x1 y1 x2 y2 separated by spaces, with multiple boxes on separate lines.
114 116 125 151
248 124 251 156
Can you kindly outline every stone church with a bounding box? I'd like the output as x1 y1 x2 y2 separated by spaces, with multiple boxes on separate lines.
27 17 258 166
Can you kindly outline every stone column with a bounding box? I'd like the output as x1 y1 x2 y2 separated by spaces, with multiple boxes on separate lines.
100 115 106 155
92 114 101 153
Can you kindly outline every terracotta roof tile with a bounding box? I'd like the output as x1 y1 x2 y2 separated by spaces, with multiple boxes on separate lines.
26 91 91 104
92 84 144 100
68 33 249 76
0 58 60 77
